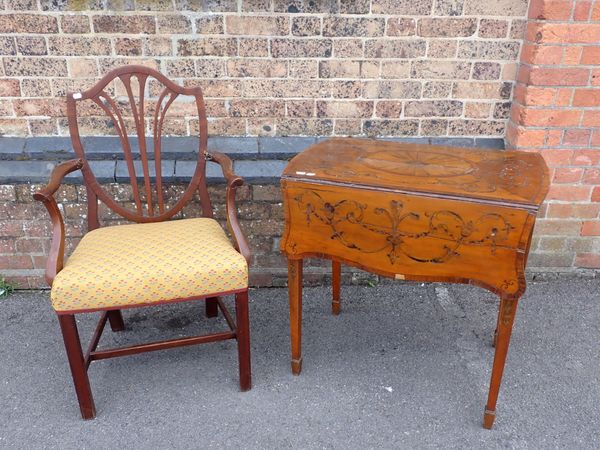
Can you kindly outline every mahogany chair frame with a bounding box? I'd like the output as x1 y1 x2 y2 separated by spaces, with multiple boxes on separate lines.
34 65 252 419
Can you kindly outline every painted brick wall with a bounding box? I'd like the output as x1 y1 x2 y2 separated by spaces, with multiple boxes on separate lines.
0 0 526 138
506 0 600 270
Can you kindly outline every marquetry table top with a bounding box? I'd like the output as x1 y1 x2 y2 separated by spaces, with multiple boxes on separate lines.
282 138 550 210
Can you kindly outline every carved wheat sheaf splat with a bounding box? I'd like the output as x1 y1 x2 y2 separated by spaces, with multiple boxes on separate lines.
67 65 210 224
294 190 515 264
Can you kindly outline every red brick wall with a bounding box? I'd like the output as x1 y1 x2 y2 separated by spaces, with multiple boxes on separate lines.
506 0 600 270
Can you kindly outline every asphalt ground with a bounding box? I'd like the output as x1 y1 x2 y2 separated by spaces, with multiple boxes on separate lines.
1 279 599 449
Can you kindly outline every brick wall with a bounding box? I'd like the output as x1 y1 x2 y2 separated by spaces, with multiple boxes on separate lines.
1 0 599 288
0 0 526 138
0 180 297 289
0 135 505 289
506 0 600 270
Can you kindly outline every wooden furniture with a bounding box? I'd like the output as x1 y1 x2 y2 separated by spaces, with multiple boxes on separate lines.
280 137 549 429
34 66 252 419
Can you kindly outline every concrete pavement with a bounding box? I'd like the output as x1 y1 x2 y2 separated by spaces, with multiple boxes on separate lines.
1 279 599 449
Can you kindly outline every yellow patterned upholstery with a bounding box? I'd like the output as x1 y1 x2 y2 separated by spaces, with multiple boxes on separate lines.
51 218 248 313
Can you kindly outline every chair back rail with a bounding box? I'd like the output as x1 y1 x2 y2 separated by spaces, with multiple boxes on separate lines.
66 65 213 227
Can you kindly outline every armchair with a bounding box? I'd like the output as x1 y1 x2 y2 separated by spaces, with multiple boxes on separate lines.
34 66 252 419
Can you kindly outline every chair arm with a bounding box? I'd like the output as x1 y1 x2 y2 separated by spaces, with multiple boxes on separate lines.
34 159 84 201
207 152 252 265
32 159 84 286
206 151 242 187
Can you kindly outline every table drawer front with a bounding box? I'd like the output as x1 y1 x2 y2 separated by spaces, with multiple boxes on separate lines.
282 182 532 295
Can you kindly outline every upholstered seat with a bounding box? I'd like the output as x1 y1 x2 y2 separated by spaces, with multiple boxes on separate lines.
51 218 248 313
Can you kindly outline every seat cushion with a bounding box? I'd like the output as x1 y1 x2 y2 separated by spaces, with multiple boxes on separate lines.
51 218 248 313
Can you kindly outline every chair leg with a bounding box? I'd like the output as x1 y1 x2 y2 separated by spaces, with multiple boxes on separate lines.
205 297 219 318
57 314 96 420
235 291 252 391
332 260 341 315
107 310 125 332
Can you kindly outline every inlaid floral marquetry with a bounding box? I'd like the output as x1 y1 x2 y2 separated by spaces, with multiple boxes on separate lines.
284 181 529 296
280 137 549 430
284 138 548 208
293 190 515 264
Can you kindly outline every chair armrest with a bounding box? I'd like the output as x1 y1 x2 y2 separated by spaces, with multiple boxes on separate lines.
207 152 252 265
207 151 242 186
33 159 84 285
34 159 84 200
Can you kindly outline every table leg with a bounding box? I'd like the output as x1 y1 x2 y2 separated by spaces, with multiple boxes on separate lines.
288 258 303 375
332 260 341 315
492 306 500 347
483 296 520 429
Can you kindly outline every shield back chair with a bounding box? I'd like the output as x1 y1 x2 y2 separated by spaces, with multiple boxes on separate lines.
33 65 252 419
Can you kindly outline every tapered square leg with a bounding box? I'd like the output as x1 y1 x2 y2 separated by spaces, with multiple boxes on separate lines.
107 310 125 332
235 291 252 391
483 296 519 429
332 260 341 315
57 314 96 420
206 297 219 318
491 299 501 347
288 258 303 375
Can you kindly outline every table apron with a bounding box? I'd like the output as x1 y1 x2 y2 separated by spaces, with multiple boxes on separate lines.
281 182 535 298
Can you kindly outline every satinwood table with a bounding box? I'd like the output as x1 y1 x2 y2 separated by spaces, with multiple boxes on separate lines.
280 137 549 429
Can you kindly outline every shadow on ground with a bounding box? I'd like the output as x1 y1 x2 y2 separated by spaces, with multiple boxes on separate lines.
1 280 599 449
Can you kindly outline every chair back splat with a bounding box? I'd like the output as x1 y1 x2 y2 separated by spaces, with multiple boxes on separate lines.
67 65 213 227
